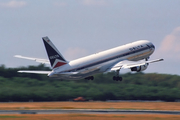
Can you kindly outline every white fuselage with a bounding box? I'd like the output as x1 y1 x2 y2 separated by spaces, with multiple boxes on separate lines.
48 40 155 79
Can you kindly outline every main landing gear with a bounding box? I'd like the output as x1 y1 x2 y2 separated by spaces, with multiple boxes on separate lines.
85 76 94 80
113 76 122 81
113 69 123 81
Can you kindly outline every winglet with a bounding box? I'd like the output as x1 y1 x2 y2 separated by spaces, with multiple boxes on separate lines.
42 37 68 69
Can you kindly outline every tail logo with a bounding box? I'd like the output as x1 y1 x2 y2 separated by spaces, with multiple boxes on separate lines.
42 37 68 69
50 55 60 60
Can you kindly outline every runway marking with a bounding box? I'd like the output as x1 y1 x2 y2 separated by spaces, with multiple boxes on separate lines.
0 109 180 115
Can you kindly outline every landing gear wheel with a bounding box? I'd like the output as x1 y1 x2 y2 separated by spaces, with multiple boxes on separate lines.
113 76 123 81
113 69 123 81
119 77 122 81
85 76 94 80
117 76 123 81
113 76 116 80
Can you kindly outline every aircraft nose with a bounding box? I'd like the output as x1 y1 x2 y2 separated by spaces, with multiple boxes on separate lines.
150 44 155 53
152 44 155 49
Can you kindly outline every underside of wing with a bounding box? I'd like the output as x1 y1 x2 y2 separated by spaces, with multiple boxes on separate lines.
14 55 50 64
18 70 51 74
122 58 164 69
105 58 164 72
104 61 124 73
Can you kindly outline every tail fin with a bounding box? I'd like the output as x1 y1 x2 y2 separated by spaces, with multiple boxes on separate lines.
42 36 68 69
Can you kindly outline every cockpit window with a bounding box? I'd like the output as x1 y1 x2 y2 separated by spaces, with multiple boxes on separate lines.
151 44 155 49
146 44 151 48
147 44 155 49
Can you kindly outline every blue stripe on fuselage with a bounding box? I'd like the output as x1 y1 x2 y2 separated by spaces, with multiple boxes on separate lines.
63 46 150 73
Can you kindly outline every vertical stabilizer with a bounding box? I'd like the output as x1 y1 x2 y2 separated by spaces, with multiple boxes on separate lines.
42 37 68 69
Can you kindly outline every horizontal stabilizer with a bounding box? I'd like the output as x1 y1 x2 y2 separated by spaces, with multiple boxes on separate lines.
14 55 50 64
59 72 79 75
18 70 51 74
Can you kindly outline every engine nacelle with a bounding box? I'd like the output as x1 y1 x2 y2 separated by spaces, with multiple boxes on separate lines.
131 64 148 72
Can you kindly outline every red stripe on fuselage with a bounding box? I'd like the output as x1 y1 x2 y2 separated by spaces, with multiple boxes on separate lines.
53 62 67 69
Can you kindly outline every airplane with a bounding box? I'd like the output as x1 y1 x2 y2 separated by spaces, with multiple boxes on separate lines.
14 37 163 81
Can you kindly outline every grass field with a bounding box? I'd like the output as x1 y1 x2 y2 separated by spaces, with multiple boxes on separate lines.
0 114 180 120
0 101 180 110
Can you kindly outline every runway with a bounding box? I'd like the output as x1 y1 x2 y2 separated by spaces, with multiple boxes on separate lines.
0 109 180 115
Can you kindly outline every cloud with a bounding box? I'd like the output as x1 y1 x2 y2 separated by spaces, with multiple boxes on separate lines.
0 0 27 8
64 47 88 60
81 0 107 6
157 26 180 60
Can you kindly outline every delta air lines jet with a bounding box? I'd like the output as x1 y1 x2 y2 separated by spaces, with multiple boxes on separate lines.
15 37 163 81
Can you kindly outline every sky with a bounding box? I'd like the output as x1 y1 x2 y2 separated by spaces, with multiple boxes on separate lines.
0 0 180 75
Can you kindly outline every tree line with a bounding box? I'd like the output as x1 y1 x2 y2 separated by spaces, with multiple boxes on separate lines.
0 64 180 102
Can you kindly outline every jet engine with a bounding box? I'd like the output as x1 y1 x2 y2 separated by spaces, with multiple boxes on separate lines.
131 64 148 72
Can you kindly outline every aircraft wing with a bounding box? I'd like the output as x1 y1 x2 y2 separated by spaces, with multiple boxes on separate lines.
18 70 51 74
105 58 164 72
14 55 50 64
122 59 164 69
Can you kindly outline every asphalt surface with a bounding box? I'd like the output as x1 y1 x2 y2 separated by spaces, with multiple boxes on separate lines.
0 109 180 115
